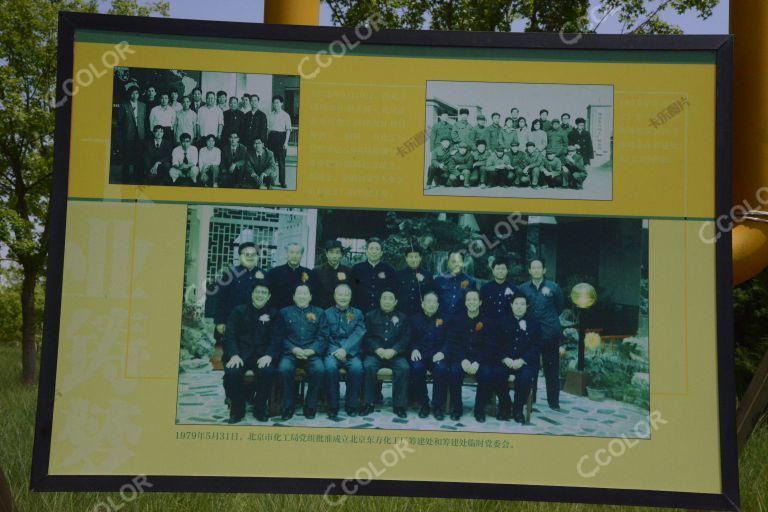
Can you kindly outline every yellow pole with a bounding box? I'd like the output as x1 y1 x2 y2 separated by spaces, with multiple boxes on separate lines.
264 0 320 25
731 0 768 284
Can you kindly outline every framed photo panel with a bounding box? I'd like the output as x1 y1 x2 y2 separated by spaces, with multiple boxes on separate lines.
32 11 737 511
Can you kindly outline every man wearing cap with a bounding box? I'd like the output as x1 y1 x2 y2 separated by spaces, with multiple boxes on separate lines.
451 108 474 146
314 240 352 310
562 145 588 189
484 144 512 188
277 284 328 420
243 138 278 189
447 142 473 187
568 117 595 165
169 132 200 185
142 124 172 185
395 244 434 317
534 150 565 189
546 119 569 158
434 249 477 317
361 289 411 418
426 136 452 188
508 142 529 187
116 85 147 183
429 110 453 151
323 283 366 419
470 139 489 188
350 237 397 313
266 243 316 310
487 112 503 150
472 114 489 148
214 242 268 341
223 279 284 423
521 142 546 189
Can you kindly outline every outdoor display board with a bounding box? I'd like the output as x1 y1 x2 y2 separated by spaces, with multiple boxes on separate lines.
31 12 738 511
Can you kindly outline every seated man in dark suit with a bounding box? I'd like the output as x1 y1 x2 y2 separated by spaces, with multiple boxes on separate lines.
323 283 366 419
362 289 410 418
409 290 449 420
498 295 542 424
276 284 328 421
222 280 284 423
219 131 248 188
143 124 172 185
242 138 278 189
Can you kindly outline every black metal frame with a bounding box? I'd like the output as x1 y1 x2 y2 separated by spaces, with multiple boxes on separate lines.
31 11 738 511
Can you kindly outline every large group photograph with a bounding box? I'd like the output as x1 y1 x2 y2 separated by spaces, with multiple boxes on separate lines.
110 66 300 189
424 81 613 200
176 205 650 437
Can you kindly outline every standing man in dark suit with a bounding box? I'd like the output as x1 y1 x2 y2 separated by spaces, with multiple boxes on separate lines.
223 280 284 423
395 244 434 317
222 96 245 146
219 131 248 188
266 243 315 310
498 295 542 424
189 87 204 112
568 117 595 166
323 283 366 419
116 85 146 184
434 249 477 317
361 289 410 418
313 240 352 310
277 284 328 420
518 258 565 410
480 258 522 319
142 125 172 185
213 242 267 342
350 237 397 313
245 94 268 149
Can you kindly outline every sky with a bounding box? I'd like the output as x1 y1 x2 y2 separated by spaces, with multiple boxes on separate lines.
168 0 729 33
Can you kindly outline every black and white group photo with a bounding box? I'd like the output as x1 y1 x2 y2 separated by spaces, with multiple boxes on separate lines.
110 67 300 189
424 81 613 200
176 205 650 437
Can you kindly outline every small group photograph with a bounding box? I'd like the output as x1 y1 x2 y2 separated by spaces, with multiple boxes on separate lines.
110 66 300 190
176 204 649 438
423 80 614 200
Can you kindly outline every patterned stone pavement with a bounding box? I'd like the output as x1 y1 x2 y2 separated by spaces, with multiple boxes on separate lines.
176 367 650 438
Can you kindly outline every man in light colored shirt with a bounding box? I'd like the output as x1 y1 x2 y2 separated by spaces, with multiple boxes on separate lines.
169 132 199 185
169 88 183 112
198 134 222 187
240 93 251 114
174 96 198 144
217 90 228 112
196 91 224 147
149 91 176 143
266 95 292 188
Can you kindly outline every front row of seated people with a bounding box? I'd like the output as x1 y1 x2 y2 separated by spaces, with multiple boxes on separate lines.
222 279 541 426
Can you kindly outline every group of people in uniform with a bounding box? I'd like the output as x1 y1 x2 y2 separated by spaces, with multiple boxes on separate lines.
115 85 293 189
426 108 595 190
214 238 566 427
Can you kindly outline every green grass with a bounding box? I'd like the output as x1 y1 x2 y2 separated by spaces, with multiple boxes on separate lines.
1 344 765 512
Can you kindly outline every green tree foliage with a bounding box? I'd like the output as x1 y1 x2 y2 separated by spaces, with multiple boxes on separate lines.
0 0 168 384
323 0 719 34
733 268 768 398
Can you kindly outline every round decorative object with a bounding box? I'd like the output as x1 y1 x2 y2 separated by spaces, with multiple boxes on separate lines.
570 282 597 309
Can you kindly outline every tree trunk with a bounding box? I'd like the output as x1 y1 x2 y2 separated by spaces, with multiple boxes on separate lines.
20 268 38 386
0 464 12 512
